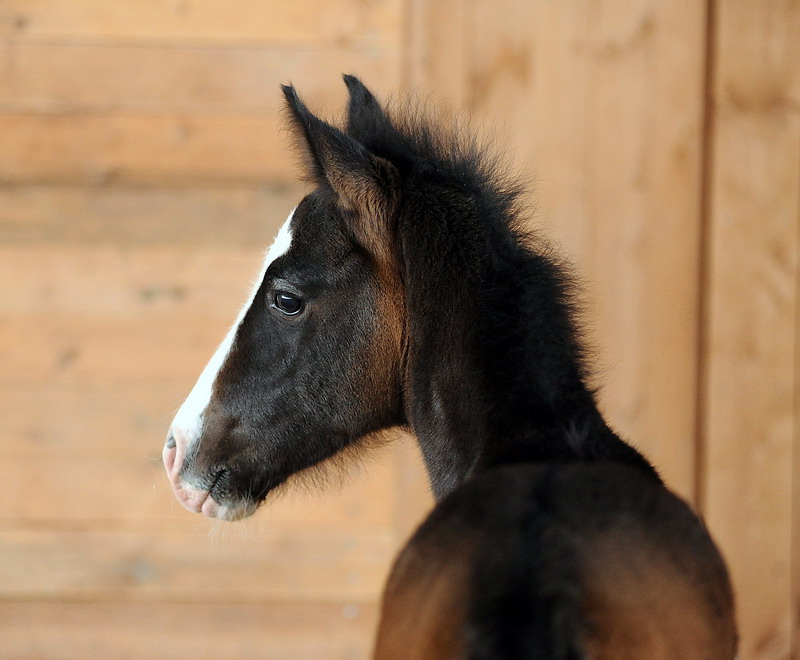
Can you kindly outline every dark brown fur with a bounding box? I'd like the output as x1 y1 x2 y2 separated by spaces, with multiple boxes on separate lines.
167 77 737 658
375 464 735 659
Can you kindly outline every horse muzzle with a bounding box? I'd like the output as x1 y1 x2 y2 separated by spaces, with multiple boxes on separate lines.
162 427 231 519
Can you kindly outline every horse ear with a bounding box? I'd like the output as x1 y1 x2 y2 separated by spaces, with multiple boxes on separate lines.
343 74 392 140
282 84 399 255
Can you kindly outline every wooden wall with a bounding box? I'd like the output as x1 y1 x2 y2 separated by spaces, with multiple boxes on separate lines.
409 1 798 657
0 2 407 658
0 1 796 658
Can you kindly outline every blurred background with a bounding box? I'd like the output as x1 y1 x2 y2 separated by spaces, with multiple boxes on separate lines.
0 1 796 658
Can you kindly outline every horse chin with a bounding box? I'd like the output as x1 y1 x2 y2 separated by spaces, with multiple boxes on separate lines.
202 495 259 522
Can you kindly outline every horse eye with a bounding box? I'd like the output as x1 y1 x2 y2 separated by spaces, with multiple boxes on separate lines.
274 292 303 316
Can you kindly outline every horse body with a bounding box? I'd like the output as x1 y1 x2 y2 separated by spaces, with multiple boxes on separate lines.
163 76 736 657
376 464 735 659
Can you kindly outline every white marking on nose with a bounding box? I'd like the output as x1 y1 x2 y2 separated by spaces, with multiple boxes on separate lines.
169 208 295 453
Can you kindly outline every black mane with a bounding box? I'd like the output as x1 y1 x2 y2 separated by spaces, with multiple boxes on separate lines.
340 76 658 496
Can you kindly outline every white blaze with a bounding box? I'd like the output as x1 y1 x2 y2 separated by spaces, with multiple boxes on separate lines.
170 209 295 451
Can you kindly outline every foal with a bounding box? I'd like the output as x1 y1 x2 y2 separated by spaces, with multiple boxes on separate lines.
163 76 737 658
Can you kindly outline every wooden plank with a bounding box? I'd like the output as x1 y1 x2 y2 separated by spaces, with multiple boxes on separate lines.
0 245 269 317
403 0 469 104
0 44 398 114
0 0 401 49
794 217 800 659
495 2 591 260
701 0 800 657
0 384 181 453
0 183 300 246
0 453 396 529
0 315 236 383
575 1 706 501
0 601 379 660
0 453 178 523
0 528 394 602
0 387 396 527
0 111 290 185
0 251 276 387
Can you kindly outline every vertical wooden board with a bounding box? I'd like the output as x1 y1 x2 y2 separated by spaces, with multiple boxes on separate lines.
503 2 591 260
409 0 706 499
403 0 470 105
794 214 800 659
701 0 800 657
579 1 707 500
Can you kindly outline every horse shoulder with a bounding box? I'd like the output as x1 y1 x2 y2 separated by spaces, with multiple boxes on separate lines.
373 463 736 659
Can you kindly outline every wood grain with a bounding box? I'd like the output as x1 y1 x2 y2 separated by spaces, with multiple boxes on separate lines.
794 237 800 659
794 237 800 658
0 245 265 316
0 0 401 48
795 217 800 659
0 111 290 185
0 528 394 602
0 44 398 114
701 0 800 657
0 384 182 452
0 601 379 660
0 314 236 383
403 0 469 105
580 1 707 502
0 183 299 245
0 393 397 528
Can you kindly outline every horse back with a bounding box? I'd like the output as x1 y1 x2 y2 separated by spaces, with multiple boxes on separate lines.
373 463 736 659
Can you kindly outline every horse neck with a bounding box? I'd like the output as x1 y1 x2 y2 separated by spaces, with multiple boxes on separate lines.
400 210 619 499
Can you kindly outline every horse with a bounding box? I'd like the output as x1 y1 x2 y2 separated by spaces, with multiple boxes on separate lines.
163 75 737 658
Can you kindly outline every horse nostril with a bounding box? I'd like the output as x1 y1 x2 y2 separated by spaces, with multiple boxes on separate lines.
166 432 176 449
